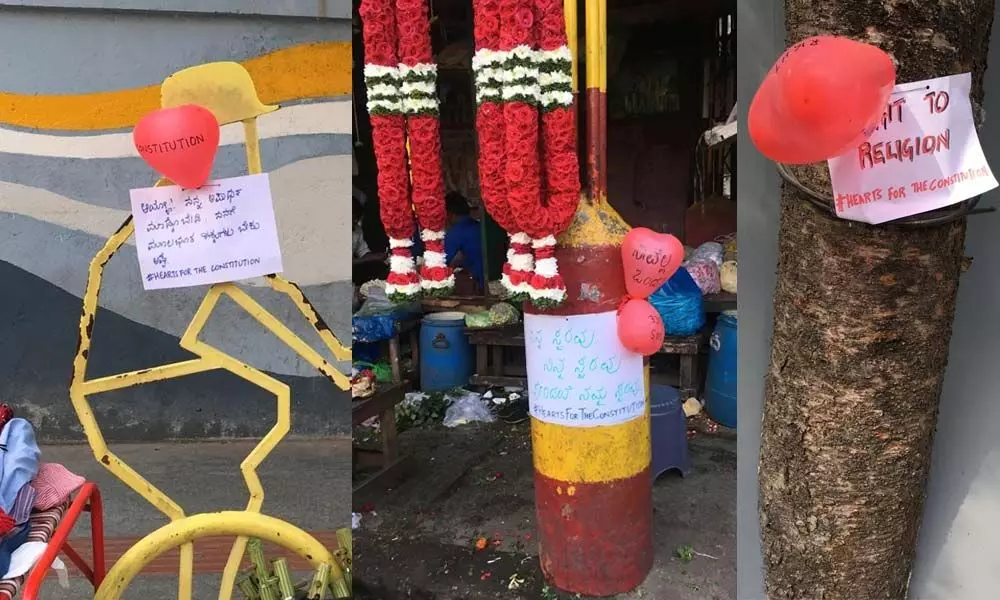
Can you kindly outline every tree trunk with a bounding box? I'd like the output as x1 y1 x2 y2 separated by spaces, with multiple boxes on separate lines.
759 1 994 598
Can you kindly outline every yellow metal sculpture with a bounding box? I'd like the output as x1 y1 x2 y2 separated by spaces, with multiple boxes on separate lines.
67 62 350 600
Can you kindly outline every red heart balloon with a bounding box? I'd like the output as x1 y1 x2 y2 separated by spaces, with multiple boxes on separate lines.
622 227 684 299
618 298 664 356
133 105 220 188
749 36 896 164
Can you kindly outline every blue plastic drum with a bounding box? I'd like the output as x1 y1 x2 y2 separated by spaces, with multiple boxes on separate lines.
419 312 473 392
704 310 737 428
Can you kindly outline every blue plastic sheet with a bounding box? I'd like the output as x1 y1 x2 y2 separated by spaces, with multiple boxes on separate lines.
351 287 420 344
352 342 381 364
352 314 398 343
649 268 705 336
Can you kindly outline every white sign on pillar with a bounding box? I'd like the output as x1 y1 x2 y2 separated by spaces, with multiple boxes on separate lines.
524 311 646 427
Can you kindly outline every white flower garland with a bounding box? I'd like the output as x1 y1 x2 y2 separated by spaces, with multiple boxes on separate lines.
529 235 566 303
385 237 421 297
364 64 402 114
419 228 456 291
471 46 574 108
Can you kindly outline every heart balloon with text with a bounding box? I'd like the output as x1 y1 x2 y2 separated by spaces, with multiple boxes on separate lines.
618 297 665 356
749 35 896 164
133 104 220 189
622 227 684 298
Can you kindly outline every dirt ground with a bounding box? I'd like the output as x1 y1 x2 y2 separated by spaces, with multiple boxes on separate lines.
354 422 735 599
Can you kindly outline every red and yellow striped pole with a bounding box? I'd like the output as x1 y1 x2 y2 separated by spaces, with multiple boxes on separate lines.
524 0 653 594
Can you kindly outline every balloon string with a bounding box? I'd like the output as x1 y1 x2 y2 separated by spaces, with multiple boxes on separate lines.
617 295 637 313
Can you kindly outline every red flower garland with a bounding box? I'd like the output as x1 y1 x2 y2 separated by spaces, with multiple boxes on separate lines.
527 0 580 303
395 0 454 294
499 0 555 305
537 0 580 237
360 0 420 301
499 0 542 237
472 0 534 299
500 0 580 306
361 0 452 299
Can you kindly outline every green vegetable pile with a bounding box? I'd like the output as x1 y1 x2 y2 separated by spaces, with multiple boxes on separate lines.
395 388 459 431
464 302 520 329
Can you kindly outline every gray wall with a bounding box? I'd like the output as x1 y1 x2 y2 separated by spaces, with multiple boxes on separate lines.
738 1 1000 597
0 5 353 440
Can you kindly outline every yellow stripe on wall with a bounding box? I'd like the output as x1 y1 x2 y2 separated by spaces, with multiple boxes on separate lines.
531 405 651 484
0 41 351 131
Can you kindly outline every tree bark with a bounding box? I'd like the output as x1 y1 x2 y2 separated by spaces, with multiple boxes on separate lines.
760 1 994 598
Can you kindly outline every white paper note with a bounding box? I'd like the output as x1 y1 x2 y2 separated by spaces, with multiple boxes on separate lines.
129 173 284 290
828 73 998 224
524 311 645 428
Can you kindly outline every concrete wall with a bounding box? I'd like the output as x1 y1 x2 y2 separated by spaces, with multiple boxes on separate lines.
739 1 1000 597
0 4 353 440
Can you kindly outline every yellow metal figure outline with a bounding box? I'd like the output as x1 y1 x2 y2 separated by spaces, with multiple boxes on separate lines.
67 62 350 600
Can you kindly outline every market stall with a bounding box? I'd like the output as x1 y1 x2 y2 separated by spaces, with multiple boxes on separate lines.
351 0 737 500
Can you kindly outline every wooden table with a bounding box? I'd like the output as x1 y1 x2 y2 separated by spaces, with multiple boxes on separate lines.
661 329 710 399
388 316 420 384
352 380 412 504
466 324 710 398
466 325 527 389
703 292 736 314
421 295 505 314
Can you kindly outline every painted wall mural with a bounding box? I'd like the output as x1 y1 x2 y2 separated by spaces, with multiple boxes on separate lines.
0 9 353 440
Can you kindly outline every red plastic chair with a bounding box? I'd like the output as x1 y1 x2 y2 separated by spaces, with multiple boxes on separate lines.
22 482 106 600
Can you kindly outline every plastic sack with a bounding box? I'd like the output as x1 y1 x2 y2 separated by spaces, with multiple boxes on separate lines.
442 390 496 427
355 286 422 317
355 286 395 315
685 260 722 295
720 260 738 293
688 241 724 267
352 314 397 343
352 285 421 342
359 279 386 299
354 361 393 383
648 268 706 336
721 234 738 262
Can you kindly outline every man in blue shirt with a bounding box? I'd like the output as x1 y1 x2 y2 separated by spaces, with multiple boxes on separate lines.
443 192 485 293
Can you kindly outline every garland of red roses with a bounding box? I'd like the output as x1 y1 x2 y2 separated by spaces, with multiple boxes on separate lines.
360 0 453 301
472 0 534 301
473 0 580 307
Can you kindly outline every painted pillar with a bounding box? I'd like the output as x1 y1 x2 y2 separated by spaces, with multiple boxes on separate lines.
524 0 653 594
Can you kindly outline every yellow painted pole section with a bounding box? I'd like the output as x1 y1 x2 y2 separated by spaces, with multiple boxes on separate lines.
597 0 607 92
585 0 600 96
564 0 578 91
242 119 264 174
94 512 338 600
